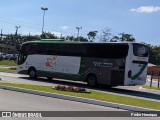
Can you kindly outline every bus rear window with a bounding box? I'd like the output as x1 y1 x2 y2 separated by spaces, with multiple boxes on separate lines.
133 43 148 57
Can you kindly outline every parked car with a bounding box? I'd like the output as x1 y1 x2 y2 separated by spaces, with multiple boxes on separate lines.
5 54 13 59
0 53 6 59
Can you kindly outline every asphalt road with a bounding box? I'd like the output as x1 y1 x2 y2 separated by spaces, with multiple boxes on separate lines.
0 89 123 120
0 72 160 120
1 89 159 120
0 89 122 111
0 72 159 87
0 72 159 101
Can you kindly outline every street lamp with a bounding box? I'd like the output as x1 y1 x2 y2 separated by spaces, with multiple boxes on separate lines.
41 7 48 35
15 26 21 36
0 29 3 41
76 27 82 41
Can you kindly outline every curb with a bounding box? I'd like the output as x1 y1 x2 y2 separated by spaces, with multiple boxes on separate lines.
0 85 158 112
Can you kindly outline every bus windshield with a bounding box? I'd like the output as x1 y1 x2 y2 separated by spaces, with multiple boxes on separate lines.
133 43 148 57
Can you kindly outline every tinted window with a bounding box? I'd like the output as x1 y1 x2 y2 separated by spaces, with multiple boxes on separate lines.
20 43 30 55
133 43 148 57
85 44 129 58
18 44 30 65
23 43 129 58
29 44 38 54
43 44 86 56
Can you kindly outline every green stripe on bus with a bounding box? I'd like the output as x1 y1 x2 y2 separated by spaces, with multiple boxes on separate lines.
29 40 81 44
131 64 147 80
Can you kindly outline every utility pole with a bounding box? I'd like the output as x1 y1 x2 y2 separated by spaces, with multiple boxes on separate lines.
41 7 48 38
60 29 63 39
0 29 3 56
76 27 82 41
15 26 21 36
15 26 21 50
0 29 2 41
29 32 31 41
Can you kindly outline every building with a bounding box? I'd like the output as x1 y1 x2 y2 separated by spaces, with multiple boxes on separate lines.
147 63 160 75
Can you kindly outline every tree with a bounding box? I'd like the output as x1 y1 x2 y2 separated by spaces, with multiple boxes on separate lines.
119 33 135 42
141 43 160 65
149 45 160 65
100 28 112 42
110 36 120 42
19 35 41 43
41 32 59 39
87 31 98 42
78 36 88 42
65 36 75 41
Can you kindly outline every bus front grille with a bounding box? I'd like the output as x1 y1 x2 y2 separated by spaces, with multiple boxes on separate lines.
111 70 124 86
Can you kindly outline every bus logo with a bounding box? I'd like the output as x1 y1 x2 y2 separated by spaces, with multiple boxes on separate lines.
45 56 58 67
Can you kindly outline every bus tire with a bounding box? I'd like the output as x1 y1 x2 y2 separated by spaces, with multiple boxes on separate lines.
28 67 37 79
86 74 98 87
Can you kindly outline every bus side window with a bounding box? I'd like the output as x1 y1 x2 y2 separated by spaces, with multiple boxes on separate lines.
29 44 37 54
20 44 30 55
46 44 53 55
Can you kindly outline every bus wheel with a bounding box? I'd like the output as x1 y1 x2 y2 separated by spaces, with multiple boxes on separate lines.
86 74 98 87
47 77 53 80
28 68 37 79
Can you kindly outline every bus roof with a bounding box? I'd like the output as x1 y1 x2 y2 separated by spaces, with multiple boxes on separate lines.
41 39 65 41
23 39 80 44
22 39 143 45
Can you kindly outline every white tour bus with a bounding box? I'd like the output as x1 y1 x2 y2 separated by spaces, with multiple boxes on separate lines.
17 39 149 87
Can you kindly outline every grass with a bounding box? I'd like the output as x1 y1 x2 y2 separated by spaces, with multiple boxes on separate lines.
0 82 160 110
0 68 16 73
143 86 160 90
0 60 17 66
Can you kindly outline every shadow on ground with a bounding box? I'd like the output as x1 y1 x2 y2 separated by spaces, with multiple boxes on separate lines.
19 76 160 101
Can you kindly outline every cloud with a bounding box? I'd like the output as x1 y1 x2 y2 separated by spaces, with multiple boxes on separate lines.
130 6 160 13
60 26 69 30
51 31 61 37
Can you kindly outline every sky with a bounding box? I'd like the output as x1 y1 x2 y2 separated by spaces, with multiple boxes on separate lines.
0 0 160 45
